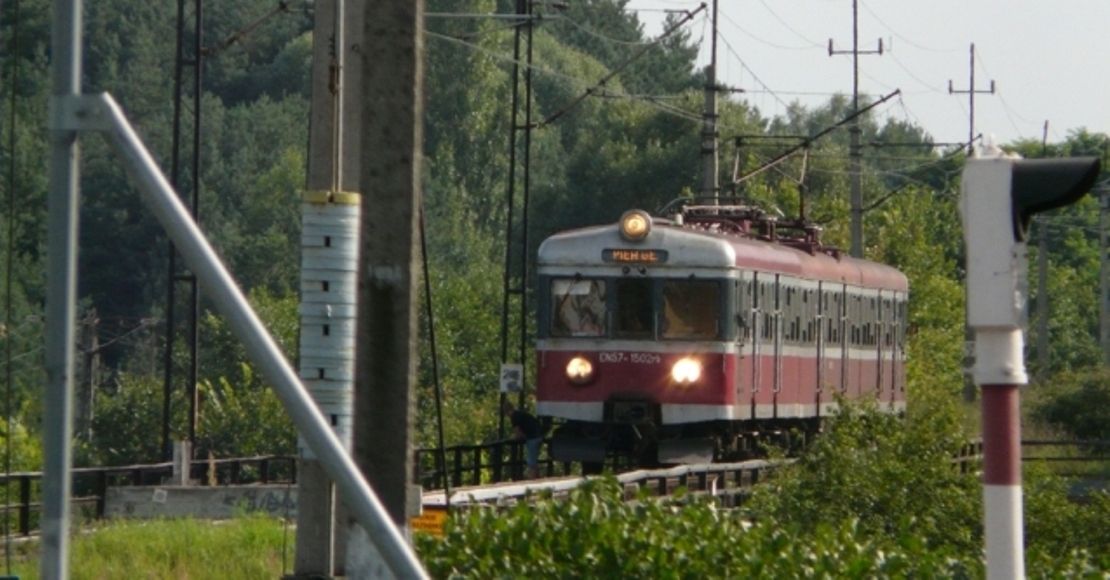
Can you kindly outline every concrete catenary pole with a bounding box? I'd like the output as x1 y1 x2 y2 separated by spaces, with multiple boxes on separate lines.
828 0 882 258
346 0 425 575
700 0 718 201
293 0 362 575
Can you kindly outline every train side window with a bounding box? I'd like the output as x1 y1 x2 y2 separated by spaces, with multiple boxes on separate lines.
883 298 893 347
614 278 654 339
824 290 834 343
662 280 720 339
851 294 862 346
804 288 815 344
783 285 795 343
738 280 752 342
551 278 607 338
827 291 842 344
760 282 773 342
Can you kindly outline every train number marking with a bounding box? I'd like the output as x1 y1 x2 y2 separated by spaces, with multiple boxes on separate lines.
598 352 661 364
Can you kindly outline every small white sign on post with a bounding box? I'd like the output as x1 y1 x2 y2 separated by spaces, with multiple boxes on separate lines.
499 363 524 393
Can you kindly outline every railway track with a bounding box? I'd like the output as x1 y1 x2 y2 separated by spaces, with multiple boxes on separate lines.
421 458 787 509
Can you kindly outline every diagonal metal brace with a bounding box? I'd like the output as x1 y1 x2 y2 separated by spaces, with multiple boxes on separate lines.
48 94 115 132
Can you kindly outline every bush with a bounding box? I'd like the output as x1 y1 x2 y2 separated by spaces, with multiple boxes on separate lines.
745 398 982 554
415 399 1110 577
1030 368 1110 441
415 478 986 579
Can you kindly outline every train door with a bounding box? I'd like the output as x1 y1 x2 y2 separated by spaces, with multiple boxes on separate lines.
876 291 887 401
823 286 845 413
772 276 784 418
863 291 879 399
736 273 754 419
840 286 850 398
749 273 761 419
751 275 777 419
893 294 906 405
779 280 805 420
816 284 826 418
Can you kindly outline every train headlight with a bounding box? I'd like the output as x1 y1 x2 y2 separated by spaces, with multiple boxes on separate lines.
566 356 594 385
619 210 652 242
671 357 701 385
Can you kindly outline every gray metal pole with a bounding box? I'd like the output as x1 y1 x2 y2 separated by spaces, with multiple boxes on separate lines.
42 0 83 577
59 93 427 579
700 0 718 201
1101 192 1110 365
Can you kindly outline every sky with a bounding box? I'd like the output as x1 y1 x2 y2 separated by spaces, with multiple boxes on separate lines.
627 0 1110 147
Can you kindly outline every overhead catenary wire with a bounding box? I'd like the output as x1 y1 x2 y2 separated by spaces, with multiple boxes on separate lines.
430 3 972 216
752 0 824 48
857 0 962 53
717 10 813 51
733 89 901 185
419 208 450 510
716 33 791 112
541 3 706 126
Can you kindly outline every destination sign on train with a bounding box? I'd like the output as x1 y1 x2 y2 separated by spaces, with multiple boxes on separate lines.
602 249 669 263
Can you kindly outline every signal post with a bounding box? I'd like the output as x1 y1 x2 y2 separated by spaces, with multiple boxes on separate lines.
960 148 1099 579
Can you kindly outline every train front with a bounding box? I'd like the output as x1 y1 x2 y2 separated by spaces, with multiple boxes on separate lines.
535 210 741 465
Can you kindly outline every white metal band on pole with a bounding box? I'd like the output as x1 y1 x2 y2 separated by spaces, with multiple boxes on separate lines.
299 193 360 458
52 92 428 579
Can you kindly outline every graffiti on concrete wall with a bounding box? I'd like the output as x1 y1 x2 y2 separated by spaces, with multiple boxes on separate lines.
222 487 298 518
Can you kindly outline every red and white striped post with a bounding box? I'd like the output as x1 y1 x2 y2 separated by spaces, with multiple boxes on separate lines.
960 148 1099 580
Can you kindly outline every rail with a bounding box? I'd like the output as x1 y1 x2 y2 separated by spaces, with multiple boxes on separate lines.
415 437 997 491
413 439 595 490
422 459 781 508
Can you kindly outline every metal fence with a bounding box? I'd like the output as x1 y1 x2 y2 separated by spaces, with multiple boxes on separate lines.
0 455 295 538
0 438 1103 538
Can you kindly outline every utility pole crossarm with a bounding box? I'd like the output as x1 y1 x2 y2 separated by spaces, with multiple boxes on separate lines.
948 43 995 156
828 0 884 258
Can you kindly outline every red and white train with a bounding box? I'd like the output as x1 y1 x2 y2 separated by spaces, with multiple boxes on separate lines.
535 203 908 465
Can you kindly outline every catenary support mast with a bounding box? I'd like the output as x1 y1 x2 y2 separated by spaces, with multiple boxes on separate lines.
829 0 882 258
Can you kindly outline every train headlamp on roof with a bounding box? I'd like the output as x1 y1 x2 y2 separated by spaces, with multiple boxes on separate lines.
619 210 652 242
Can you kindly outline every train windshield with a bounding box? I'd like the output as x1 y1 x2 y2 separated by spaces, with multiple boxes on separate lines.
615 278 653 338
551 279 607 337
662 280 720 339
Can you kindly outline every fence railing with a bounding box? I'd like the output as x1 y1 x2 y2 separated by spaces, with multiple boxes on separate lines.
0 438 1104 538
0 455 296 538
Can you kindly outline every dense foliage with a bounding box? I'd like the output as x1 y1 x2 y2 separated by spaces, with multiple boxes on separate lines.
417 478 983 579
0 0 1105 508
417 403 1110 578
1028 368 1110 441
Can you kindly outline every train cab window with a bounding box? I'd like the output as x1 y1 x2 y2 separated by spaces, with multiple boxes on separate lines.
551 278 607 337
662 280 720 339
615 278 654 338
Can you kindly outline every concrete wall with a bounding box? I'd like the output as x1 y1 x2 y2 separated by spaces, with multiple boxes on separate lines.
105 485 297 520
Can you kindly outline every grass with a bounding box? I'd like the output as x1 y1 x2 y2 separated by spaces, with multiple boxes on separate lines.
2 515 294 579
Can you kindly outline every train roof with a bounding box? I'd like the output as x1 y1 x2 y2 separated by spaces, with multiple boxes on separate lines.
538 210 908 291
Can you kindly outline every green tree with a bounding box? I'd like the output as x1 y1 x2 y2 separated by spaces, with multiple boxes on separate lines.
1029 368 1110 441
